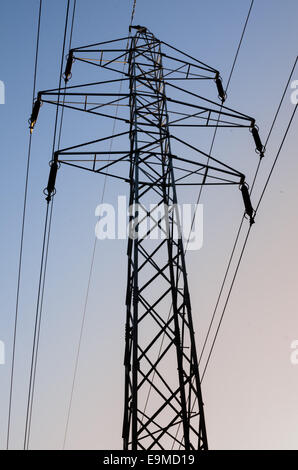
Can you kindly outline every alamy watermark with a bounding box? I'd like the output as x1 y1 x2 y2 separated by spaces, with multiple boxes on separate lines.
0 80 5 104
95 196 203 251
0 340 5 365
290 80 298 105
290 340 298 365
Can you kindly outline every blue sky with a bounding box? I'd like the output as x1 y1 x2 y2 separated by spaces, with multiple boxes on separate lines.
0 0 298 449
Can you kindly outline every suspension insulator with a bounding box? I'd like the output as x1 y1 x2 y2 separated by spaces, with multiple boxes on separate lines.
29 93 41 134
45 160 58 202
215 73 226 103
240 182 255 225
251 126 264 157
64 50 74 82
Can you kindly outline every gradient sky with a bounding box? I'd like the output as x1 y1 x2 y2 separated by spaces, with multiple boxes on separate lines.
0 0 298 450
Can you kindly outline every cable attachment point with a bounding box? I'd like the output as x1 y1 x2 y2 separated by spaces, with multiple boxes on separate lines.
240 180 255 226
129 25 147 33
29 92 42 134
215 72 227 103
44 155 59 203
250 123 265 158
63 50 74 83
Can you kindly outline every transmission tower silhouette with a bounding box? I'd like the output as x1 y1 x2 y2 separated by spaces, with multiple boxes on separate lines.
30 26 263 450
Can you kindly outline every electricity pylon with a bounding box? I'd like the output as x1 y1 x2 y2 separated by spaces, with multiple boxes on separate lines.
30 26 263 450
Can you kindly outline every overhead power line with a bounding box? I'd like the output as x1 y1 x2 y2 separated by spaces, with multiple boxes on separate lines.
256 102 297 213
177 57 298 446
62 0 137 449
172 0 256 448
6 0 43 451
200 57 298 381
23 0 75 450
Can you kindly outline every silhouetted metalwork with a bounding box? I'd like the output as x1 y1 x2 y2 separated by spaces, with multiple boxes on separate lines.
32 26 264 450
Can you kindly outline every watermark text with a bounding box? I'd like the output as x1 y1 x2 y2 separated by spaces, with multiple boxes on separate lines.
0 81 5 104
290 80 298 105
95 196 203 251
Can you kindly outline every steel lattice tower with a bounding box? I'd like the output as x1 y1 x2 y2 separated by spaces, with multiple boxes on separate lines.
123 30 208 450
31 26 263 450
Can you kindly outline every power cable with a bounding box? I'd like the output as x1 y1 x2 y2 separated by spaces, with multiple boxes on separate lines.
173 2 256 448
130 0 255 444
201 224 251 381
23 0 72 450
201 101 297 382
62 0 137 449
25 198 54 449
23 200 52 449
255 102 297 213
186 0 255 248
26 16 78 444
200 55 298 379
175 56 298 451
6 0 43 450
